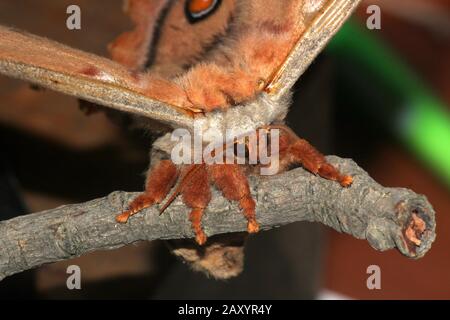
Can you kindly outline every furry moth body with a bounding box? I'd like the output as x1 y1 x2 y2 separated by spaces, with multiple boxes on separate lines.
0 0 362 279
0 0 361 141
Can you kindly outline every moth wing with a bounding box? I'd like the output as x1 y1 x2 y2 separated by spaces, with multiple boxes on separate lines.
266 0 363 97
0 26 193 128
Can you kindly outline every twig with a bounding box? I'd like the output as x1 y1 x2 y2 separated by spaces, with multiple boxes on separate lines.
0 156 436 281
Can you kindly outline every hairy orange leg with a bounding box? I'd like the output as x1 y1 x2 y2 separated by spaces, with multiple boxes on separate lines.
288 139 352 187
209 164 259 233
181 164 212 245
271 125 353 187
116 160 178 223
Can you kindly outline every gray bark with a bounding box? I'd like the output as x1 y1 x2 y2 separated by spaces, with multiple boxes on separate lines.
0 156 436 281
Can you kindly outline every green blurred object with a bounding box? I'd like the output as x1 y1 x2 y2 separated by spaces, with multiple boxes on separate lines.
328 20 450 188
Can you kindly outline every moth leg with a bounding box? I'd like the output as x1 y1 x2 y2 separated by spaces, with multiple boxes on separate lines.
116 160 178 223
276 126 353 187
209 164 259 234
181 165 211 245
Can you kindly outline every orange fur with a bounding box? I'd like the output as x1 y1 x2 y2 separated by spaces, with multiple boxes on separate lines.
189 208 208 245
273 125 354 187
180 64 257 111
181 165 211 245
172 1 305 110
209 164 259 233
111 0 308 111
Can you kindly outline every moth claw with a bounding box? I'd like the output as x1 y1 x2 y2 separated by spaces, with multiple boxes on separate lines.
340 175 353 188
115 211 131 223
195 231 208 246
247 219 260 233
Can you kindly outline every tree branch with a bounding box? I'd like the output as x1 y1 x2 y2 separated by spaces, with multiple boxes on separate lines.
0 156 436 281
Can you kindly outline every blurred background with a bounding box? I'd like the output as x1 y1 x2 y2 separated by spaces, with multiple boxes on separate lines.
0 0 448 299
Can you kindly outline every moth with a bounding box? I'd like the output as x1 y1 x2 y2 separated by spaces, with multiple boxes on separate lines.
0 0 361 278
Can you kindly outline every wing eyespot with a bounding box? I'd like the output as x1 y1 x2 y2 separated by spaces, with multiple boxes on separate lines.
185 0 221 24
